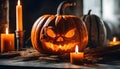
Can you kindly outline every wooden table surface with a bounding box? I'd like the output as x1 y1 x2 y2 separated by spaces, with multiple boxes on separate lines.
0 48 120 69
0 59 120 69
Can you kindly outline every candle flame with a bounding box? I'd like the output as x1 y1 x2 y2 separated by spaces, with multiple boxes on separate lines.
113 37 117 42
75 45 79 53
18 0 20 5
6 28 8 34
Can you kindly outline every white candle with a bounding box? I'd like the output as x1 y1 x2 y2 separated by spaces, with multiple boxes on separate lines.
16 0 23 31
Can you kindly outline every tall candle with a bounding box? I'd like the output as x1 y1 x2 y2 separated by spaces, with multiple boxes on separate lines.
70 45 84 64
1 28 14 53
16 0 23 31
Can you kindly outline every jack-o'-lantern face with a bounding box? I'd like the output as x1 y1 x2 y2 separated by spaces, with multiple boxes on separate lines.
31 15 88 55
40 25 80 54
31 1 88 55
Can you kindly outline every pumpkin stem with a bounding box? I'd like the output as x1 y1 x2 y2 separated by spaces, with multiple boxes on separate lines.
57 1 76 15
88 10 92 15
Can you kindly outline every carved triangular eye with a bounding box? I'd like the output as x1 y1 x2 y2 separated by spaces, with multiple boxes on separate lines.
46 28 56 38
65 28 76 38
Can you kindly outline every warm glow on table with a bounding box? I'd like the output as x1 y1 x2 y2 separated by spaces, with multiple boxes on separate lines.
109 37 120 46
1 28 14 53
70 45 84 64
16 0 23 31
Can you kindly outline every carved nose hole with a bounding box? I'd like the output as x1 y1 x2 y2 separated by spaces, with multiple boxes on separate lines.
57 37 63 42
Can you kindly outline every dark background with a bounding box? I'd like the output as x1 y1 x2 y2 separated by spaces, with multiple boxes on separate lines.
8 0 83 47
10 0 65 46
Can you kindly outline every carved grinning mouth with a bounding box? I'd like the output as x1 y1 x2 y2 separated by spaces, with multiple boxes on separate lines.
44 42 77 52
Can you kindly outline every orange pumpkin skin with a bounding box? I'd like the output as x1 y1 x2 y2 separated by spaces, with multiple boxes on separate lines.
31 1 88 55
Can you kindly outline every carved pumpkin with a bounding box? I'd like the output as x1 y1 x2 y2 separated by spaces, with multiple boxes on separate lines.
31 1 88 54
82 10 107 48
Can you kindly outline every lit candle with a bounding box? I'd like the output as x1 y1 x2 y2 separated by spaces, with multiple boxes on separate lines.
109 37 120 46
16 0 23 31
70 45 84 64
1 28 14 53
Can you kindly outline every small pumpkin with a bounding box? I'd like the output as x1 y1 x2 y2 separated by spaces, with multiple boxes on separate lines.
82 10 107 48
31 1 88 55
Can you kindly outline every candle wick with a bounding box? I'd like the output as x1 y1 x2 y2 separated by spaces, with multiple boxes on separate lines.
75 52 78 54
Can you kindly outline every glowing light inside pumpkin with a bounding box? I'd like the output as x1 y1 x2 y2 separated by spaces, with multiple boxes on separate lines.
46 28 56 38
65 28 75 38
59 45 62 49
44 42 77 52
